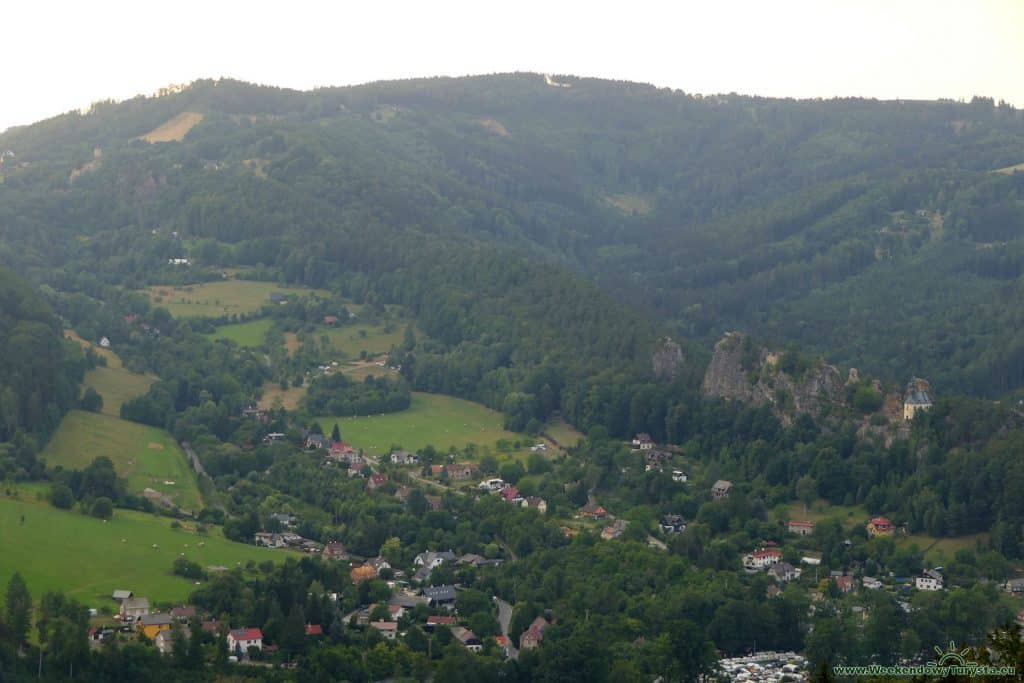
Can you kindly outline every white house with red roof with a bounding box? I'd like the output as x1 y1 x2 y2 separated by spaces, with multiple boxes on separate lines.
788 520 815 536
227 628 263 654
743 547 783 572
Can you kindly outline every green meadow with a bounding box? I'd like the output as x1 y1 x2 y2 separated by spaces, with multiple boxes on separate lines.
206 317 274 346
41 411 202 512
317 392 520 456
0 491 285 605
143 280 328 318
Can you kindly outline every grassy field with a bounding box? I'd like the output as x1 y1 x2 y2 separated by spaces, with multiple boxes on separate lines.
143 281 328 318
42 411 202 512
136 111 204 143
316 392 520 456
604 193 652 215
67 332 156 416
899 532 988 564
258 382 307 411
544 419 584 448
0 490 284 605
206 318 273 346
782 500 868 528
323 322 406 358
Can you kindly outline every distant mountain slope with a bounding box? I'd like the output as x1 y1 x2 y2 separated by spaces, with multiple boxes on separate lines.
2 75 1024 396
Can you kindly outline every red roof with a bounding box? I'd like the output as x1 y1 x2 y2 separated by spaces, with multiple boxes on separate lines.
869 516 893 528
230 627 263 641
305 624 323 636
500 486 520 501
427 615 456 625
789 520 815 527
753 548 783 559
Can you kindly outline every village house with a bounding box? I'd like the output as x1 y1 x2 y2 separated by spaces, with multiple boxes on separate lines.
529 442 547 453
305 434 326 450
415 550 457 570
835 575 855 594
632 433 654 450
328 441 359 461
368 557 392 575
227 628 263 654
390 449 420 465
368 473 389 490
323 315 339 326
272 513 296 528
323 541 349 561
769 562 797 583
137 614 173 639
743 548 783 572
916 569 944 591
120 597 150 622
495 635 513 657
601 519 629 540
519 616 549 650
262 432 286 443
1003 578 1024 594
370 621 398 640
305 624 323 637
711 480 733 499
170 606 197 622
671 470 688 483
255 532 285 548
394 485 412 503
862 576 883 590
500 486 524 505
801 553 823 566
660 514 687 534
446 463 479 481
430 464 445 478
522 497 548 514
425 615 456 631
579 502 608 519
866 516 895 537
452 626 483 652
422 585 457 610
112 589 133 603
479 478 506 492
644 450 669 472
425 495 442 511
99 336 112 348
268 292 287 304
788 520 815 536
154 629 175 655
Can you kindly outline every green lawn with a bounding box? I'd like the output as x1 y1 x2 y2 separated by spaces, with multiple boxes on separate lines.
322 322 407 358
143 280 328 318
316 392 521 456
206 317 273 346
41 411 202 512
0 491 285 605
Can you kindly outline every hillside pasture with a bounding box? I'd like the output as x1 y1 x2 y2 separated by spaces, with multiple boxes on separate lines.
316 392 519 456
898 532 988 565
136 111 205 143
143 280 328 318
258 381 307 411
42 411 202 512
0 490 284 605
323 322 406 358
206 317 273 346
66 332 156 416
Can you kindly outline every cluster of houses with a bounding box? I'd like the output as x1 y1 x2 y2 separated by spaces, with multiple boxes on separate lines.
478 478 548 513
630 434 688 482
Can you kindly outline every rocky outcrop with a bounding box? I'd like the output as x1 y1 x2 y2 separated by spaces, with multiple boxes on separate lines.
701 332 846 419
652 337 685 382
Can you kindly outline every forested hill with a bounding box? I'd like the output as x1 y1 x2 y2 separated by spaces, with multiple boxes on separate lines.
3 75 1024 396
0 266 84 470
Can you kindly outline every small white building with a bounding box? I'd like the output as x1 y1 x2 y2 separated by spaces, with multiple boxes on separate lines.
671 470 688 483
916 569 944 591
99 336 111 348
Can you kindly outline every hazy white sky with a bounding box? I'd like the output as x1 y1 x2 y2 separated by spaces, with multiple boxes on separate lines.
3 0 1022 132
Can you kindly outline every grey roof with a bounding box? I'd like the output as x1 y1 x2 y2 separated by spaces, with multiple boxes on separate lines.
422 585 457 602
112 590 133 600
906 391 932 405
389 594 430 609
123 597 150 610
138 614 173 626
